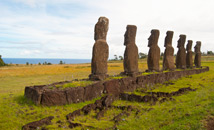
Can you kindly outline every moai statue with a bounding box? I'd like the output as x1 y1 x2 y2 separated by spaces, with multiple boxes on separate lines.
147 29 160 72
163 31 175 70
186 40 193 68
194 41 202 68
176 35 186 69
89 17 109 80
122 25 139 76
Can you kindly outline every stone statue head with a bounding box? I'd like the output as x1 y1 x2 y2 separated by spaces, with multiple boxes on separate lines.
186 40 193 51
148 29 160 47
164 31 174 47
124 25 137 46
177 34 186 48
194 41 201 53
94 17 109 41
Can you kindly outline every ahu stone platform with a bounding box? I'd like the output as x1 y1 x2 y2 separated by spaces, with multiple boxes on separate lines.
25 67 209 106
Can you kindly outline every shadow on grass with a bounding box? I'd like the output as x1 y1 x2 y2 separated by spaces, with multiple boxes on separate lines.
13 95 35 106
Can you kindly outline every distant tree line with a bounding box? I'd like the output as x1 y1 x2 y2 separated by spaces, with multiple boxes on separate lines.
25 60 66 66
111 50 214 61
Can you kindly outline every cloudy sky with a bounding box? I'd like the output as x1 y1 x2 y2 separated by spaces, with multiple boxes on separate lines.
0 0 213 59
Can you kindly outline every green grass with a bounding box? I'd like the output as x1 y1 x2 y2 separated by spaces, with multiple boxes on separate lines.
0 57 214 129
55 81 94 89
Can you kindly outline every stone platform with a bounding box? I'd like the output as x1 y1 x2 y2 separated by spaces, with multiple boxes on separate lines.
24 67 209 106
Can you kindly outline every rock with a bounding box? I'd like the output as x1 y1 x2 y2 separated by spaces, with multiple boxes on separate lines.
186 40 193 68
194 41 202 68
41 90 67 106
102 95 116 107
112 112 130 124
68 121 82 129
84 82 104 101
163 31 175 70
24 86 43 105
95 99 103 110
82 103 96 114
120 77 137 92
22 116 54 130
66 87 84 104
104 79 121 95
120 93 158 103
147 29 160 72
66 109 81 120
89 17 109 80
176 34 187 69
123 25 139 76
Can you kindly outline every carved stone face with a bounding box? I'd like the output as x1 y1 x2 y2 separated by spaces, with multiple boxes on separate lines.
124 25 137 46
164 31 174 47
177 35 186 48
148 29 159 47
194 41 201 53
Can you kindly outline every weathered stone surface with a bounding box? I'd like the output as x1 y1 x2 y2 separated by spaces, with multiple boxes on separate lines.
24 87 42 105
66 87 84 104
89 39 109 80
41 90 67 106
22 116 54 130
66 109 81 120
94 17 109 41
147 29 160 72
25 67 209 106
120 77 137 92
163 31 175 70
119 93 158 103
176 34 187 69
82 103 96 114
186 40 193 68
84 82 104 101
101 95 117 107
68 121 82 129
123 25 139 76
103 79 121 95
194 41 202 68
89 17 109 81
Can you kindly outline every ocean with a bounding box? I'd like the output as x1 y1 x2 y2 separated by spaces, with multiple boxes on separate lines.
2 58 91 64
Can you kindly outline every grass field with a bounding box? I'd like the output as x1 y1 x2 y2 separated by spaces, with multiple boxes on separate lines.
0 56 214 130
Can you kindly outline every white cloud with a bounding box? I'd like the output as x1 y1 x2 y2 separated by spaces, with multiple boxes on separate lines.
0 0 214 58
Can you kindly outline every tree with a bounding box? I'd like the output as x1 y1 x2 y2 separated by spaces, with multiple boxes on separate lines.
139 52 147 59
207 51 214 55
59 60 63 64
114 55 118 60
26 62 29 65
38 62 41 65
0 55 5 66
119 56 124 60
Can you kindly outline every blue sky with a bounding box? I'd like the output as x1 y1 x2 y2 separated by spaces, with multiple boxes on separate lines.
0 0 214 59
